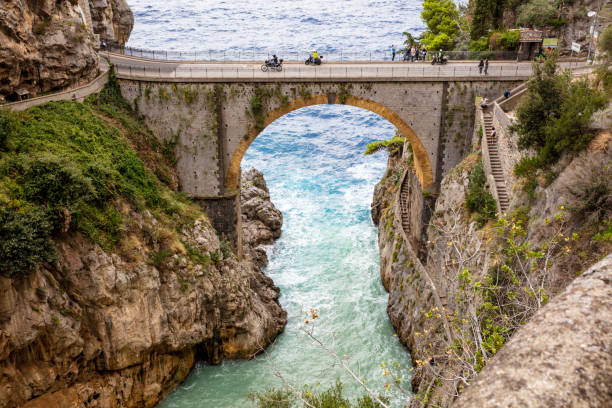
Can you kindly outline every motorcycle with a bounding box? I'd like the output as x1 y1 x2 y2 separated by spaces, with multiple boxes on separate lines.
431 55 448 65
261 58 283 72
305 55 323 65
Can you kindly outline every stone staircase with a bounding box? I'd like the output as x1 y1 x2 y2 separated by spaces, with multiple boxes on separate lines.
399 177 411 236
483 111 509 213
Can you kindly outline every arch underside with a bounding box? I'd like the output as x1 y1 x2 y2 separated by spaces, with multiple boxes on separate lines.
226 95 434 190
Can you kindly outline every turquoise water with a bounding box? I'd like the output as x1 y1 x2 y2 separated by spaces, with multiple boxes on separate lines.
159 106 413 407
124 0 424 405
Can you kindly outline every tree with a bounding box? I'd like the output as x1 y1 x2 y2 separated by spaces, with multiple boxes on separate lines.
599 24 612 59
511 54 607 188
469 0 510 41
516 0 557 28
420 0 461 50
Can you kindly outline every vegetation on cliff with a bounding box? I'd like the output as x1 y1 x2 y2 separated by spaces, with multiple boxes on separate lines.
364 134 407 156
0 69 200 276
511 55 607 196
414 0 594 54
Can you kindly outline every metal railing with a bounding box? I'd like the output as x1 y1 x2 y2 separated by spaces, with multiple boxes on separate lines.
106 44 519 62
111 62 540 80
110 60 588 81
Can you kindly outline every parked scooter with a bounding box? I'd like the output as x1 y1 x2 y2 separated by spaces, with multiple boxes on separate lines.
431 55 448 65
305 55 323 65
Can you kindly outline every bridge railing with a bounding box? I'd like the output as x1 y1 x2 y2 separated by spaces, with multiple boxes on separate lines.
106 44 518 62
111 61 587 81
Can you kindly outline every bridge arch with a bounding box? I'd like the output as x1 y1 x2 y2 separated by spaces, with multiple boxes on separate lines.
226 95 434 190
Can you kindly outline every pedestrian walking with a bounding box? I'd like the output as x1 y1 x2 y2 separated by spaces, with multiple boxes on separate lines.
484 58 489 75
480 97 489 109
391 45 396 61
410 46 416 62
478 59 484 74
504 90 511 99
491 127 496 142
421 47 427 61
416 48 420 61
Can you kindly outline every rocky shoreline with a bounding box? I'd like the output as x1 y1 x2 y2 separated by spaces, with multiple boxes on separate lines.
240 169 283 269
0 169 286 408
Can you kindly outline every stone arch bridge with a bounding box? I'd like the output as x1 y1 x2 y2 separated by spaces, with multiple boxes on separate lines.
112 55 526 254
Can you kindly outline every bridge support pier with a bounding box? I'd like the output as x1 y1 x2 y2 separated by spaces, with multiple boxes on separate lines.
196 193 243 259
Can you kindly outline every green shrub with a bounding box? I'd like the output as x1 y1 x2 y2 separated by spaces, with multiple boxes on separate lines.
0 205 56 277
565 158 612 224
249 381 388 408
599 24 612 58
149 248 173 269
21 155 96 207
469 36 489 51
516 0 557 27
0 111 16 152
466 160 497 226
495 30 520 50
364 136 406 156
0 78 202 276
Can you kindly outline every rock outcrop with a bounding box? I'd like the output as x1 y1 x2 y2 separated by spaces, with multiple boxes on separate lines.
241 168 283 267
0 0 133 101
0 0 99 100
453 254 612 408
88 0 133 45
0 212 286 408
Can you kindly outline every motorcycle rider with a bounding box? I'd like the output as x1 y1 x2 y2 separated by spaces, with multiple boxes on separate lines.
272 54 279 66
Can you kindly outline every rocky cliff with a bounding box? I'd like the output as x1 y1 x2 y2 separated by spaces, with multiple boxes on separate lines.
0 0 132 101
88 0 133 46
1 218 285 408
0 91 286 408
240 169 283 268
372 118 612 406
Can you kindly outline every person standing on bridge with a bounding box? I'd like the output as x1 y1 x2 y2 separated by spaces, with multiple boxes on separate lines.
478 59 484 74
484 57 489 75
391 45 396 61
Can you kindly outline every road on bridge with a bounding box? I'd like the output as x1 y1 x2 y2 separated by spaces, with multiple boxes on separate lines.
104 53 588 82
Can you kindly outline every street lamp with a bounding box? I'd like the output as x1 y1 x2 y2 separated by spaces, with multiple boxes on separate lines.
586 2 601 63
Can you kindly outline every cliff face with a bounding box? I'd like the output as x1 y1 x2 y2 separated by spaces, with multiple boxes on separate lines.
0 96 286 408
88 0 133 45
0 217 285 408
373 117 612 406
240 169 283 268
0 0 132 101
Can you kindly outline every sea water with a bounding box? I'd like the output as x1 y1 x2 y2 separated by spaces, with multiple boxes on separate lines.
124 1 425 406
